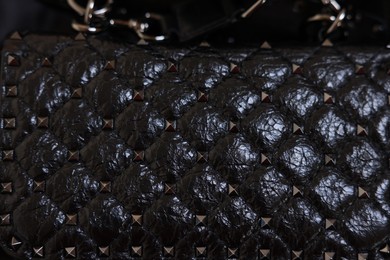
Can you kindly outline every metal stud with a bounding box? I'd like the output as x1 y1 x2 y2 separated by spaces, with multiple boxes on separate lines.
260 41 272 49
167 62 177 72
100 181 111 193
324 92 334 104
325 218 336 230
292 250 303 260
163 246 175 257
131 214 142 226
66 214 78 225
131 246 142 257
7 55 20 66
33 246 44 258
37 117 49 128
11 236 22 251
324 252 335 260
261 92 271 103
195 247 207 257
358 253 368 260
227 248 239 258
68 150 79 162
195 215 207 226
293 186 302 197
65 247 76 258
229 121 239 133
2 150 14 161
9 31 22 40
197 91 208 102
33 180 45 192
0 214 11 225
230 63 240 74
199 41 210 47
358 187 369 198
357 125 367 136
260 217 272 229
1 182 12 193
134 150 144 162
4 118 16 129
355 65 365 75
259 249 270 259
137 39 149 46
164 183 175 195
292 64 303 74
104 60 115 70
165 120 176 132
102 118 114 130
260 154 271 166
71 88 83 98
197 152 208 163
324 154 336 166
74 33 86 41
293 124 303 135
322 39 333 47
98 246 110 257
380 244 390 254
133 90 144 101
42 57 52 67
228 184 239 196
6 85 18 97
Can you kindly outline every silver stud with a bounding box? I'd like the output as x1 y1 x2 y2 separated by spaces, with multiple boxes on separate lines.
133 90 144 101
102 118 114 130
7 55 20 66
195 215 207 226
292 250 303 260
2 150 14 161
228 184 239 196
11 236 22 251
165 120 176 132
66 214 78 225
167 62 177 72
227 248 239 258
133 150 144 162
9 31 22 40
0 214 11 225
292 64 303 74
380 244 390 254
358 187 369 199
74 33 86 41
98 246 110 257
355 65 365 75
261 92 271 103
293 124 303 135
325 218 336 230
104 60 115 70
195 247 207 257
164 183 175 195
293 186 302 197
260 41 272 49
324 92 334 104
322 39 333 47
137 39 148 46
131 246 142 257
65 247 76 258
42 57 52 67
131 214 142 226
358 253 368 260
324 154 336 166
357 125 368 136
1 182 13 193
33 246 44 258
259 249 270 259
260 217 271 228
33 180 45 192
198 91 208 102
37 117 49 128
100 181 111 193
229 121 239 133
199 41 210 47
197 152 208 163
260 154 271 166
163 246 175 257
230 63 240 74
324 252 335 260
6 85 18 97
68 150 79 162
71 88 83 98
4 118 16 129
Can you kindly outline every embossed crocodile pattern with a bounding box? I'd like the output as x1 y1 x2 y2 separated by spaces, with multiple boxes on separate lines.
1 34 390 259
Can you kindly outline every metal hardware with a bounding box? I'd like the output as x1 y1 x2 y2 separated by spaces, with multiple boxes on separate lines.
241 0 267 18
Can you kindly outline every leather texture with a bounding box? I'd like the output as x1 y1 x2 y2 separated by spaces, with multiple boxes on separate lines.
1 34 390 259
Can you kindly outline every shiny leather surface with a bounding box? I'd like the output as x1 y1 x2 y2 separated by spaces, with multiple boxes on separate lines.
1 35 390 259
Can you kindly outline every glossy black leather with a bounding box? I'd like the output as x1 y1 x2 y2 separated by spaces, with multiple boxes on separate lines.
1 34 390 259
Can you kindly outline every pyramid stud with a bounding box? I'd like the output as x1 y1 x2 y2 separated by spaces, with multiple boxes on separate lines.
358 187 369 198
163 246 175 257
260 154 271 166
380 244 390 254
1 182 13 193
102 118 114 130
260 217 272 229
293 186 302 197
33 180 45 192
74 33 86 41
230 63 240 74
9 31 22 40
325 218 336 230
358 253 368 260
137 39 149 45
0 214 11 225
164 183 175 195
227 248 239 258
292 250 303 259
259 249 270 259
293 124 303 135
197 152 208 163
11 237 22 251
195 215 207 226
199 41 210 47
3 150 14 161
37 117 49 128
65 247 76 258
228 184 239 196
66 214 78 225
42 57 52 67
355 65 365 75
100 181 111 193
324 92 334 104
4 118 16 129
68 150 79 162
197 91 208 102
71 88 83 98
33 246 44 258
7 55 20 66
324 252 335 260
229 121 239 133
104 60 116 70
167 62 177 72
165 120 176 132
133 150 144 162
261 92 271 103
195 247 207 257
322 39 333 47
292 64 303 74
357 125 368 136
260 41 272 49
131 214 142 226
133 90 144 101
324 154 336 166
98 246 110 257
6 85 18 97
131 246 142 257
